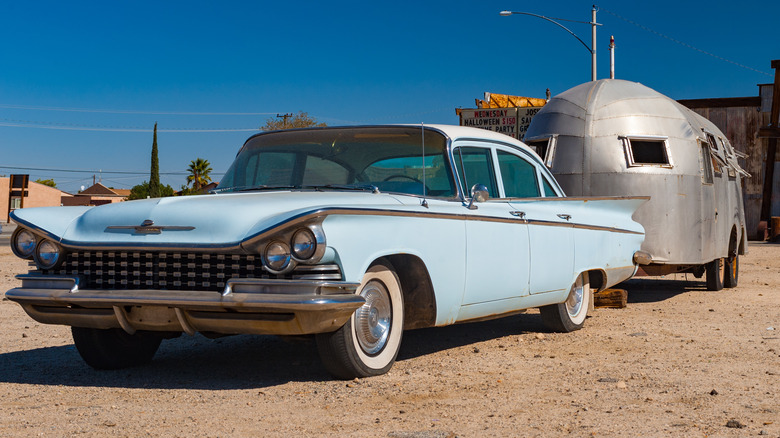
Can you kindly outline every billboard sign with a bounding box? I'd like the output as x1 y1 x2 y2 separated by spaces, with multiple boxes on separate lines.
459 107 541 140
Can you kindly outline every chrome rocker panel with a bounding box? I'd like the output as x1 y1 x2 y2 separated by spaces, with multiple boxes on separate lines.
6 275 363 336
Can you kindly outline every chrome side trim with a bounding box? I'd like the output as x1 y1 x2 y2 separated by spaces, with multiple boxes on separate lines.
22 204 645 253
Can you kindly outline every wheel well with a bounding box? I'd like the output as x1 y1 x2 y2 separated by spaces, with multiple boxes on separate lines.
587 269 605 292
730 226 741 256
382 255 437 330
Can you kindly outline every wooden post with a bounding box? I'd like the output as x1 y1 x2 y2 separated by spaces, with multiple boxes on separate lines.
759 60 780 228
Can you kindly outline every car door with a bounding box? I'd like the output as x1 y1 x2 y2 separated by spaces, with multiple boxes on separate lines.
503 151 575 295
453 144 531 307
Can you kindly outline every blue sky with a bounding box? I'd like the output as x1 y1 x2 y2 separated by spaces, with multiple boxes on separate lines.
1 0 777 193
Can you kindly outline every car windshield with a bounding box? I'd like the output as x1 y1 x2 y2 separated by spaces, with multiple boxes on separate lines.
217 126 457 197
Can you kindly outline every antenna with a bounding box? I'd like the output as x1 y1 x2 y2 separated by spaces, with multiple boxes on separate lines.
420 123 428 208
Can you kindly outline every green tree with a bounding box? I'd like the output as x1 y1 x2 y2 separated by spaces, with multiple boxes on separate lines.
35 178 57 188
128 181 175 200
186 158 213 191
260 111 326 131
148 122 161 198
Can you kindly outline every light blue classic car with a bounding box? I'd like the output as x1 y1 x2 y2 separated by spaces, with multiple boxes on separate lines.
7 125 646 379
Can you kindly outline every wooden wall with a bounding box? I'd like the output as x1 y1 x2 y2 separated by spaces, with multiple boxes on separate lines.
679 97 766 240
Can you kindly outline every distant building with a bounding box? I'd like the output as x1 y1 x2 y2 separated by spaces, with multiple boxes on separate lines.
1 177 64 222
60 183 131 207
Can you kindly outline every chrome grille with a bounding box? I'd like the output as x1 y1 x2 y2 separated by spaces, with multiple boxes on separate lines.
36 251 342 291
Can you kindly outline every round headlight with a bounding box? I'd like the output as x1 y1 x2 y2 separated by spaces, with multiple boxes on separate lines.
33 239 65 270
291 228 316 260
11 228 37 259
264 241 291 272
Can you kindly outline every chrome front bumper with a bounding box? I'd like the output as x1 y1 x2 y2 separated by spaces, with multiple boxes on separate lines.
5 275 364 336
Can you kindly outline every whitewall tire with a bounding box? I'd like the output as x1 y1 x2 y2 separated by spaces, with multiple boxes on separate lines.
316 260 404 379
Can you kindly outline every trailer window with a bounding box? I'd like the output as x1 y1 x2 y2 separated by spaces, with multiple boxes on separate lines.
700 142 714 184
524 136 556 167
526 140 548 160
625 138 670 167
705 133 723 176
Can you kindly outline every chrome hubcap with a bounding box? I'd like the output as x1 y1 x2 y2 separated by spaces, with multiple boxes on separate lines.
566 277 584 318
355 280 392 355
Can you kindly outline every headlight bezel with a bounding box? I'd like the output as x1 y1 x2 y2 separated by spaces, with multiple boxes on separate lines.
11 227 37 260
244 220 328 275
32 239 66 270
263 240 293 274
291 227 317 261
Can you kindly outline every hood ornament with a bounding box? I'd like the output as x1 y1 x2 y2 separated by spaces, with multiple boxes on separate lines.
106 220 195 235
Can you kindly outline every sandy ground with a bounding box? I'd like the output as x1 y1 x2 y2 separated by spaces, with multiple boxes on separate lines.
0 242 778 437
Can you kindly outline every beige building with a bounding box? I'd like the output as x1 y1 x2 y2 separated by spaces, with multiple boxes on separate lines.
1 177 64 222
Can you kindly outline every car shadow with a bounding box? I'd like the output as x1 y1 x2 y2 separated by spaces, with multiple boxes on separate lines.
621 276 709 303
0 334 330 390
0 314 548 390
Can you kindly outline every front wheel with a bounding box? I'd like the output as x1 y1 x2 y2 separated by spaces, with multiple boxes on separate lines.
71 327 162 370
316 261 404 379
539 272 590 333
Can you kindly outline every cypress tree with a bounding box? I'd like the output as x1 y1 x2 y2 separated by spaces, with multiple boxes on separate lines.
149 122 161 198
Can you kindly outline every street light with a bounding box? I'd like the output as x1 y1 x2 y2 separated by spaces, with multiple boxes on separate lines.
500 6 601 81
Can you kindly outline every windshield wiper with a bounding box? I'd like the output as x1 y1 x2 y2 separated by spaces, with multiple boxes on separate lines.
237 185 299 192
304 184 380 193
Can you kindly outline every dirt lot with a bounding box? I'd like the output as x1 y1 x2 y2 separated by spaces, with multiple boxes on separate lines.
1 242 778 437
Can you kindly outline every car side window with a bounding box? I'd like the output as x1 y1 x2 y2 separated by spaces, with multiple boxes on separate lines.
497 150 540 198
455 147 498 198
542 177 558 197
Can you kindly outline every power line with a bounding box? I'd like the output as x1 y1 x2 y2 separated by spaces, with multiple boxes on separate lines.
0 103 279 116
0 119 259 132
0 165 224 176
600 7 773 77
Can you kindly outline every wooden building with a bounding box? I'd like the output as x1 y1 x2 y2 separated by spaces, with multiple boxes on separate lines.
678 61 780 240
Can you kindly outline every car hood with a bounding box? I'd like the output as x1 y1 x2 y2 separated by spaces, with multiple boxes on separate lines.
12 191 406 250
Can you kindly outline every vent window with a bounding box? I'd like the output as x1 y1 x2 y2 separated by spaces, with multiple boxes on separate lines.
624 137 671 167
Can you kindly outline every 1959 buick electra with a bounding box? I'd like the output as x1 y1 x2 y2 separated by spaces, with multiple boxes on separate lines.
7 125 646 379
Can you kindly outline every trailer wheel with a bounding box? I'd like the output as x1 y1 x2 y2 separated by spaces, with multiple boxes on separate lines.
723 254 739 288
705 258 724 291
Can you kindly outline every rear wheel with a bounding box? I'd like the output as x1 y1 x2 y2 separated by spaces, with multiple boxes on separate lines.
316 261 404 379
71 327 162 370
540 272 590 332
723 253 739 288
705 258 724 291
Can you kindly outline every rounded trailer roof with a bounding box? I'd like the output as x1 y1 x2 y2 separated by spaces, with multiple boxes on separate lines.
526 79 721 141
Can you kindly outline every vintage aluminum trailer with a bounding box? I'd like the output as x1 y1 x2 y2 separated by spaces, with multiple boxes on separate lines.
524 79 748 290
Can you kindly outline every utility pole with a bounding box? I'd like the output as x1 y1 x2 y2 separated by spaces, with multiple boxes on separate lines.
277 113 293 129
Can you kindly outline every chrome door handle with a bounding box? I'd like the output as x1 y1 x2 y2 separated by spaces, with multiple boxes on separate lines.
557 214 571 221
510 211 526 219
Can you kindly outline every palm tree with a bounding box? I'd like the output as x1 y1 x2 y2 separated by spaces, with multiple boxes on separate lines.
186 158 213 191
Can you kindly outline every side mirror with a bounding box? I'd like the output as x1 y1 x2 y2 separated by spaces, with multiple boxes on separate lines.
467 184 489 210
